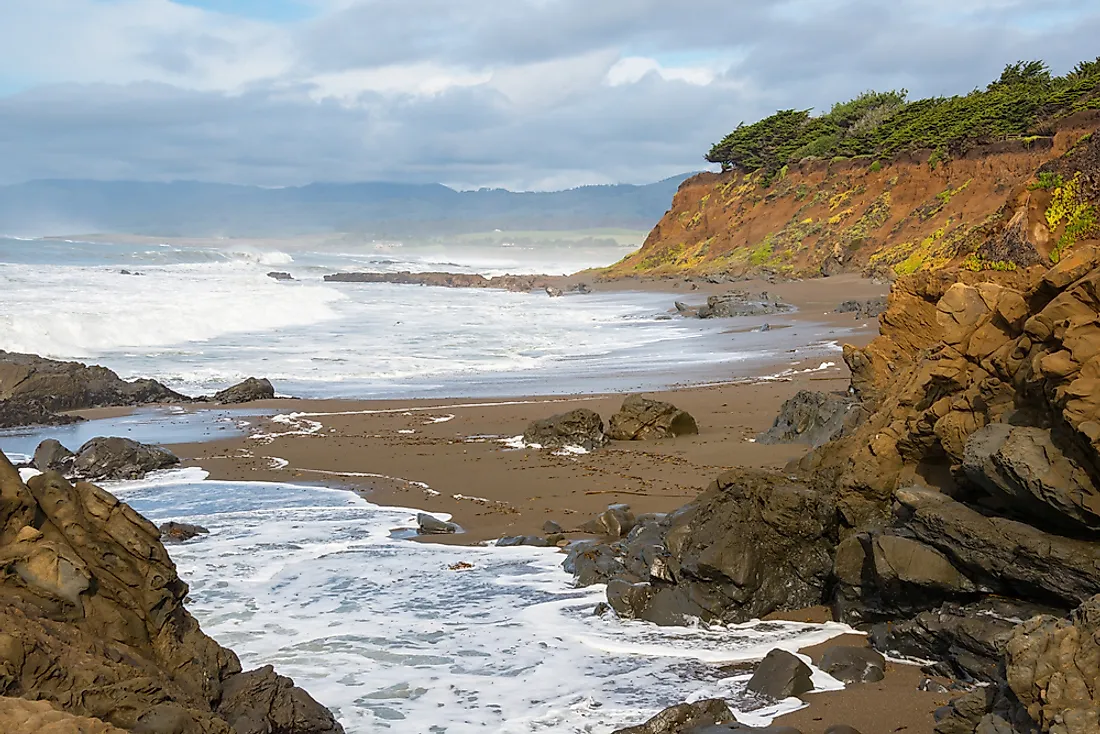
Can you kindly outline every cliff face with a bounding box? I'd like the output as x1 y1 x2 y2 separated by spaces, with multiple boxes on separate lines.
602 113 1100 281
0 451 344 734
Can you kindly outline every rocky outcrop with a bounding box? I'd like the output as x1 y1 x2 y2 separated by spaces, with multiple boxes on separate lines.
0 351 189 428
522 409 608 452
212 377 275 404
607 395 699 441
267 271 294 281
819 646 886 684
0 449 343 733
69 437 181 482
571 470 836 625
323 271 552 292
582 248 1100 733
32 440 75 474
757 390 858 447
1005 596 1100 733
417 513 458 535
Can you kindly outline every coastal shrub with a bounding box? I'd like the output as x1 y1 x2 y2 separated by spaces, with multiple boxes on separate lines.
870 161 883 173
1030 172 1065 191
1046 172 1099 261
705 57 1100 174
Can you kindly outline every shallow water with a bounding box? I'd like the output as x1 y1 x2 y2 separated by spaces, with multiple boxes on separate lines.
0 407 273 457
109 469 850 733
0 237 843 398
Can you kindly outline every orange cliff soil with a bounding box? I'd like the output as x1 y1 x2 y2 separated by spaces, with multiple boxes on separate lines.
600 111 1100 282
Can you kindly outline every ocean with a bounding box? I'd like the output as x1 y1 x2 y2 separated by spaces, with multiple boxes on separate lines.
0 236 840 398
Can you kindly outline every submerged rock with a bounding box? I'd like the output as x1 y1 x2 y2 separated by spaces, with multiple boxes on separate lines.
266 271 294 281
159 521 210 543
417 513 459 535
607 395 699 441
522 409 608 452
611 699 735 734
71 437 181 481
835 297 887 319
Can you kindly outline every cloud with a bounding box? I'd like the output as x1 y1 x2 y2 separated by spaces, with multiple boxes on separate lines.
1 0 1098 188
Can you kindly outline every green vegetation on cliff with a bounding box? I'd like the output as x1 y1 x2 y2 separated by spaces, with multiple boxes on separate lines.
706 58 1100 174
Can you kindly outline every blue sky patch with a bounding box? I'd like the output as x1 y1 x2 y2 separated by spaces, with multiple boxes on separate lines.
171 0 315 22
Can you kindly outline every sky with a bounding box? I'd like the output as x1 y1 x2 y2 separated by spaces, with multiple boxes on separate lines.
1 0 1098 190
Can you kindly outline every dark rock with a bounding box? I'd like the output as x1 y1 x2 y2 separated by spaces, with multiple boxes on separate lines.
819 646 886 684
607 395 699 441
823 727 864 734
0 350 188 417
71 437 181 481
581 504 636 538
920 678 951 694
611 699 735 734
934 688 995 734
563 541 624 587
417 513 458 535
746 649 814 700
569 283 592 294
522 409 608 452
159 521 210 543
895 487 1100 609
871 597 1058 682
0 398 84 429
496 535 550 548
545 286 564 298
218 665 343 734
542 520 564 534
695 290 794 319
213 377 275 404
757 390 858 448
835 297 887 319
962 424 1100 532
323 270 549 292
266 271 294 281
32 439 75 473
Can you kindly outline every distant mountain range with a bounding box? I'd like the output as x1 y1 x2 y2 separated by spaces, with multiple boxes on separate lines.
0 176 693 238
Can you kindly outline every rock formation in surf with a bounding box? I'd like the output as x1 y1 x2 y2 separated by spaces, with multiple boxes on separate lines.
0 449 344 733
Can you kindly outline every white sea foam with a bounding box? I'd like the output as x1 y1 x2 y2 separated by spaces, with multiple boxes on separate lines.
0 238 855 399
113 472 854 733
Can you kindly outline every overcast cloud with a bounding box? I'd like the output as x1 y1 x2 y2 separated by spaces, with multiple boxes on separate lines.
1 0 1098 189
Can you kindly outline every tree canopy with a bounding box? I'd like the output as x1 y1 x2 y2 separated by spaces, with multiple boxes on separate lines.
706 58 1100 174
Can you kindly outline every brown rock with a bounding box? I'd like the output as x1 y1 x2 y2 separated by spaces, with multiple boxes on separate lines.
0 450 343 734
607 395 699 441
212 377 275 404
523 409 608 451
611 699 735 734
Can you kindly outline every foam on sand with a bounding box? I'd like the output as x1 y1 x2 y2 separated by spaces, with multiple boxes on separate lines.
113 470 855 733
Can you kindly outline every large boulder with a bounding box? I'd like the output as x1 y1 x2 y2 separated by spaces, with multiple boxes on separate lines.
0 449 343 733
819 646 886 684
217 665 343 734
212 377 275 404
962 424 1100 532
70 437 180 481
746 649 814 700
607 395 699 441
159 521 210 543
522 409 608 451
568 470 836 625
757 390 858 447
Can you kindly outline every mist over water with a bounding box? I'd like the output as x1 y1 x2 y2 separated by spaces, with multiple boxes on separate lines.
0 236 835 398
